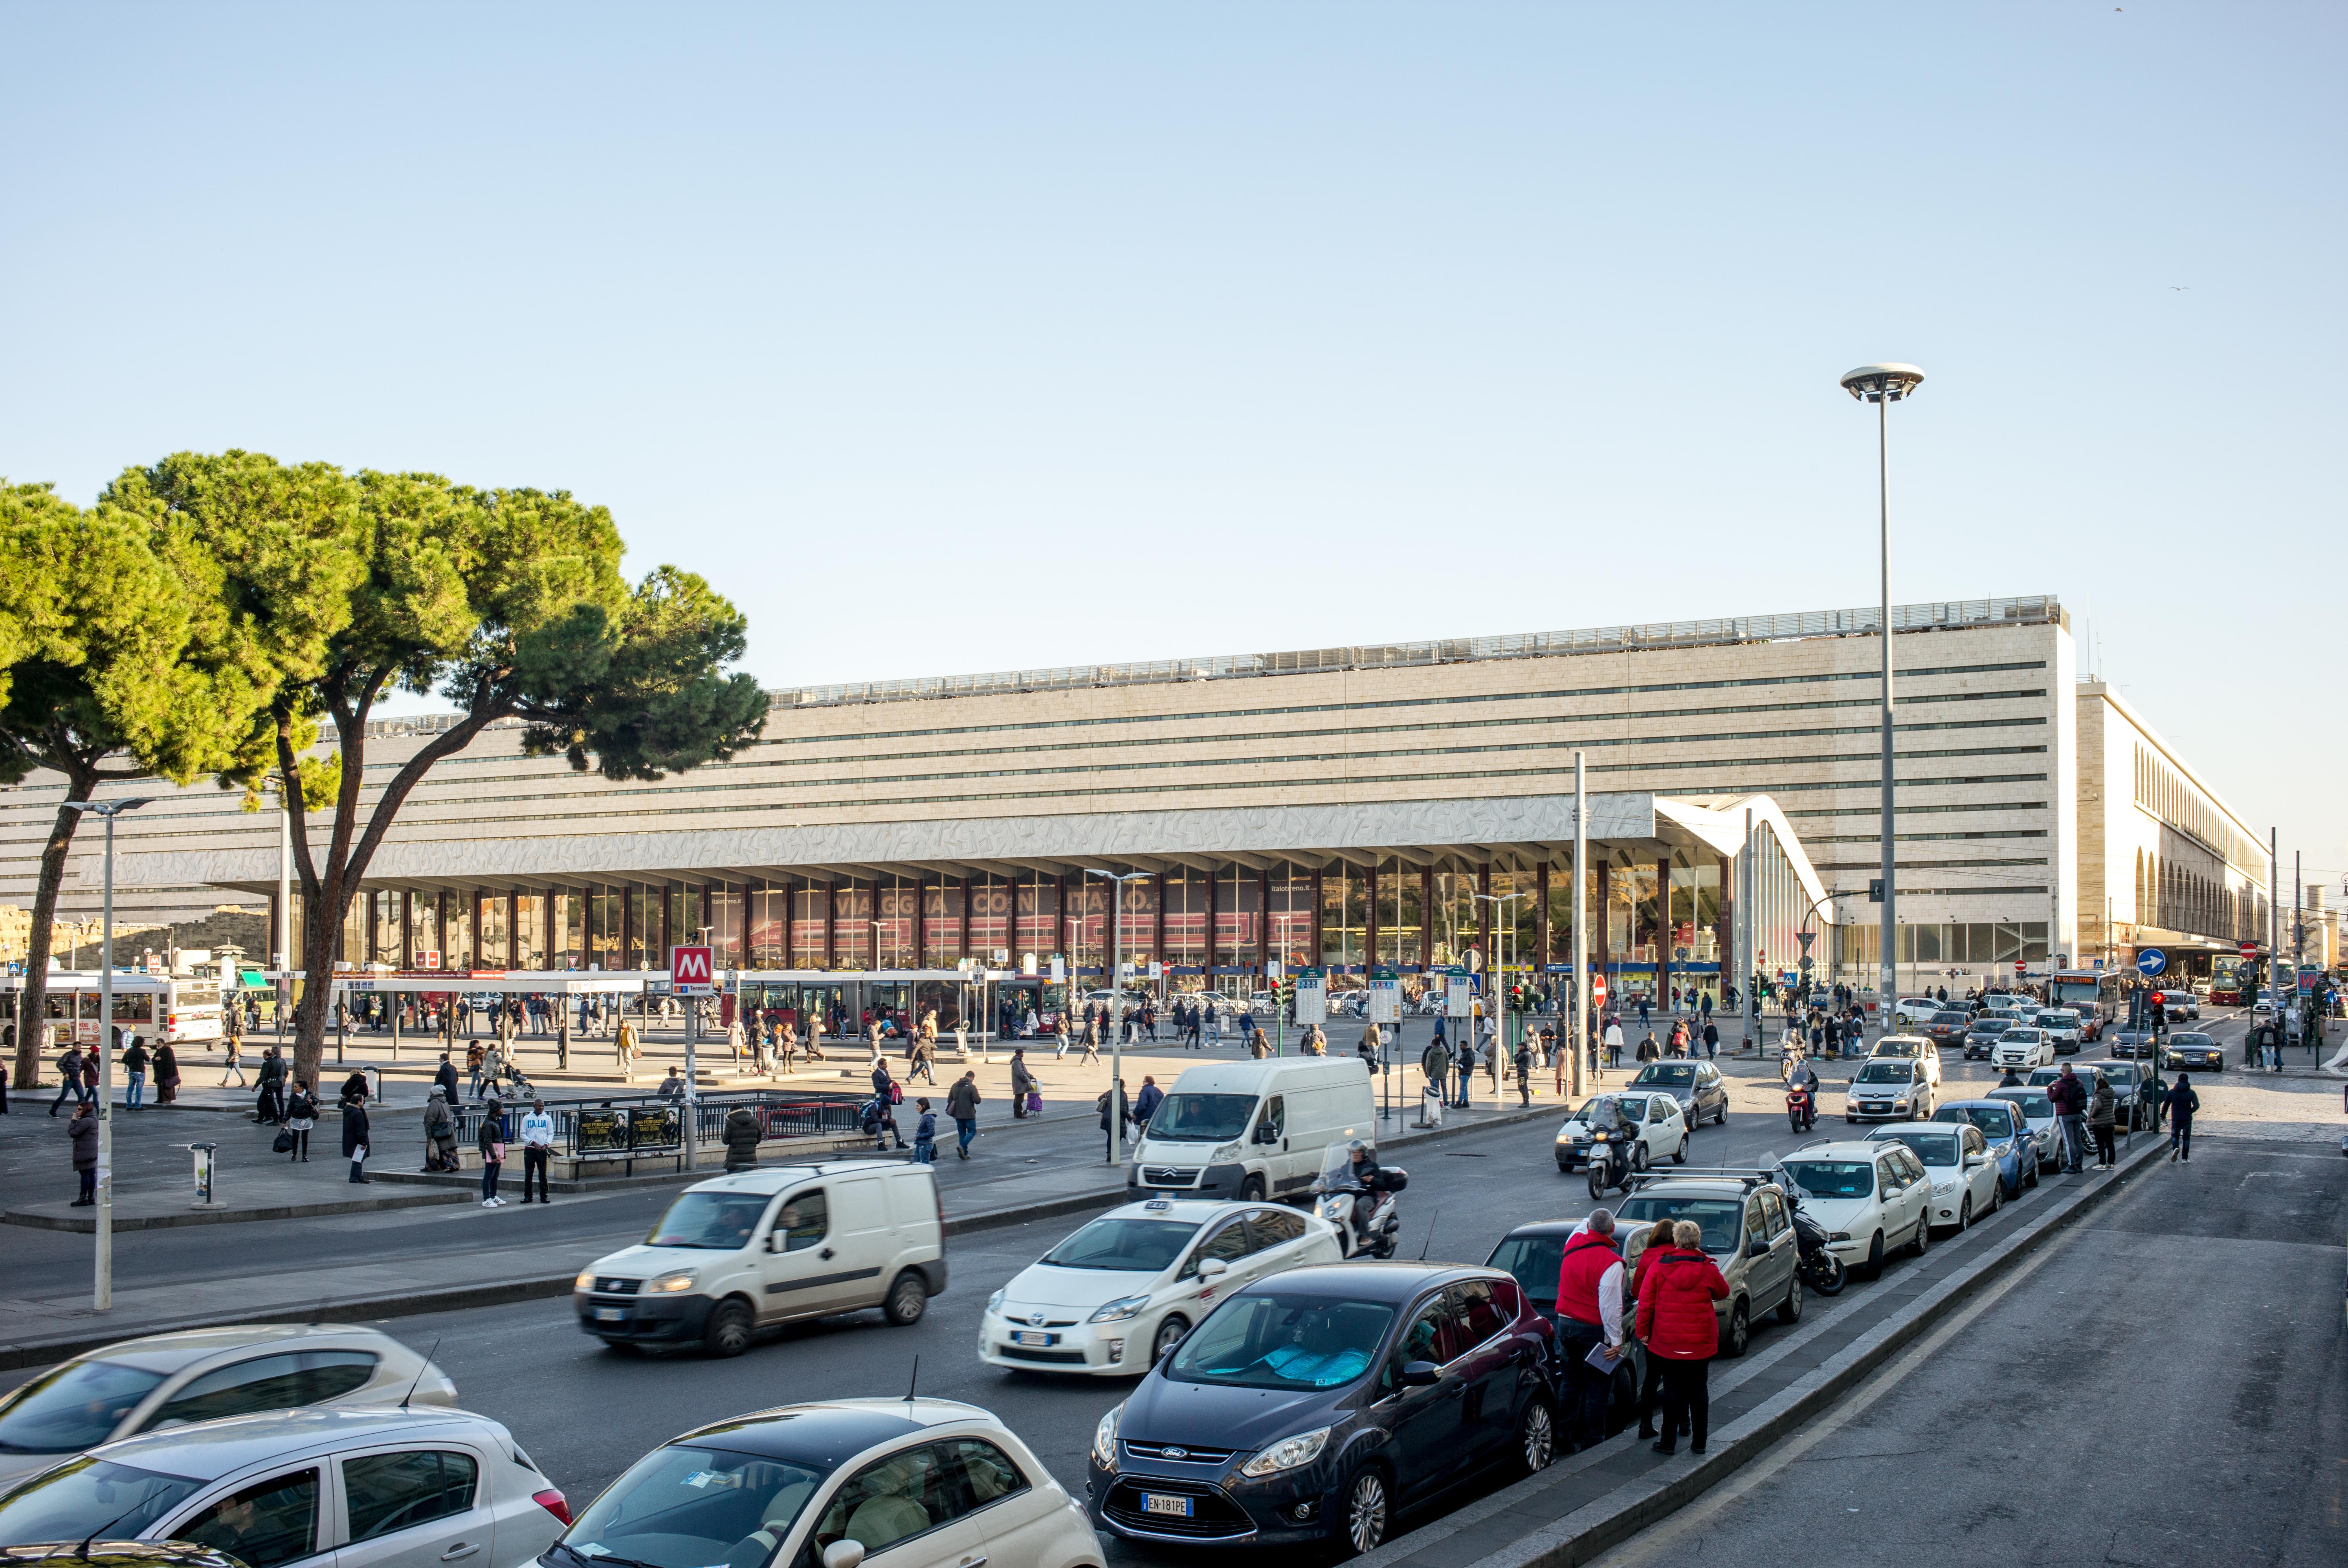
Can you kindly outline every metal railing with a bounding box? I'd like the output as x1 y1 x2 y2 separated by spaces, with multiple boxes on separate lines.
446 1088 868 1161
767 595 2066 709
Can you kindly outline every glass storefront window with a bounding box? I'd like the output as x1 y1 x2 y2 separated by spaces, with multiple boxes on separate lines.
1163 871 1207 968
515 894 547 970
790 886 826 968
444 894 473 971
834 882 872 969
478 893 510 969
1321 869 1362 969
709 884 743 968
748 886 789 968
1013 876 1058 966
967 877 1009 965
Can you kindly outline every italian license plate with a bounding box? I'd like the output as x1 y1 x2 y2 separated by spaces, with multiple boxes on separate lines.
594 1307 625 1322
1013 1330 1055 1347
1143 1494 1194 1518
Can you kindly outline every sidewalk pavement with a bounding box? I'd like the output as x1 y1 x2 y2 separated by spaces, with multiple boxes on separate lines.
0 1079 1553 1372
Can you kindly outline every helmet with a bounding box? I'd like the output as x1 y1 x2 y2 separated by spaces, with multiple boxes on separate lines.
1348 1139 1370 1154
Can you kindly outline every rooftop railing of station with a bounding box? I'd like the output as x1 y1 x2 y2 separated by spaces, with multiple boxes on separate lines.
768 594 2066 710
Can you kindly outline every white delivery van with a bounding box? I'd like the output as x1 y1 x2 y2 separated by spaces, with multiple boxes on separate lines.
574 1160 944 1357
1128 1056 1378 1201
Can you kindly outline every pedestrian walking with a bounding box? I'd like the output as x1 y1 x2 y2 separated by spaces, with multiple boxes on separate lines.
911 1033 937 1086
423 1087 459 1172
1009 1048 1036 1118
911 1097 937 1163
1134 1074 1165 1127
341 1085 372 1185
1604 1020 1624 1071
152 1040 180 1106
256 1046 287 1124
48 1044 88 1117
121 1038 149 1110
521 1097 557 1198
947 1070 982 1158
2167 1072 2199 1162
616 1019 639 1083
2088 1073 2117 1169
68 1101 99 1206
1420 1037 1451 1106
1637 1219 1729 1456
1702 1020 1719 1060
282 1081 316 1161
721 1101 760 1174
476 1099 506 1206
1552 1210 1627 1452
1097 1079 1130 1160
1514 1039 1534 1106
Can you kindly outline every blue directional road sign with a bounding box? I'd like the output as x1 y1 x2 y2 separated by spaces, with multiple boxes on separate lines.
2135 948 2168 978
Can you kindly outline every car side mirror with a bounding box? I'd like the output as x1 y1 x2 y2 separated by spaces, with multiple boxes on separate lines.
822 1543 866 1568
1400 1360 1443 1387
1965 1154 1987 1168
1746 1235 1768 1258
1196 1257 1229 1280
1254 1124 1278 1144
765 1233 781 1253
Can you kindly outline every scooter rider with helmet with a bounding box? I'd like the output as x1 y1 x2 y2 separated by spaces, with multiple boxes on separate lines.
1343 1139 1382 1243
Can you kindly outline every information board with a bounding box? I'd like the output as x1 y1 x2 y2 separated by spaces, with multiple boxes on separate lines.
1368 968 1401 1025
1293 967 1327 1025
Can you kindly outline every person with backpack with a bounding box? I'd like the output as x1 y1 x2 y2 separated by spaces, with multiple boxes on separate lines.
1097 1078 1130 1160
281 1081 316 1161
48 1044 88 1117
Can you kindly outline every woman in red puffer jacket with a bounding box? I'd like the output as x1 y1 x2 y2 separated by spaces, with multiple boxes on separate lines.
1633 1220 1730 1456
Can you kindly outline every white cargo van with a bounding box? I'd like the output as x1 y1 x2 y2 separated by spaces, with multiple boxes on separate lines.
1128 1057 1377 1200
574 1160 944 1357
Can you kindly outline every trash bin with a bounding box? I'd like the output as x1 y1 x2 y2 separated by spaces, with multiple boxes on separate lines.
1418 1086 1444 1129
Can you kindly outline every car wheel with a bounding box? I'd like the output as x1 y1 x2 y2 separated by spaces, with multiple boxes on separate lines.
1778 1275 1804 1324
1909 1212 1933 1258
883 1270 927 1326
1340 1465 1390 1557
1557 1159 1574 1174
701 1297 755 1358
1863 1230 1886 1280
2024 1160 2039 1190
1515 1396 1556 1476
1632 1141 1650 1173
1673 1135 1689 1166
1957 1194 1972 1232
1152 1314 1190 1361
1241 1174 1267 1201
1721 1299 1751 1359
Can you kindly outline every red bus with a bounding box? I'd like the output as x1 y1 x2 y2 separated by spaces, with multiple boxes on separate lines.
2210 956 2255 1007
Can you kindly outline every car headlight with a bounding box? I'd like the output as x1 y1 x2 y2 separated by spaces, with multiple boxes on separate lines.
1240 1425 1332 1477
1092 1405 1122 1470
1828 1231 1851 1242
1933 1181 1955 1195
647 1270 697 1294
1891 1099 1909 1110
1090 1294 1152 1324
574 1270 597 1291
1213 1143 1242 1163
987 1288 1005 1314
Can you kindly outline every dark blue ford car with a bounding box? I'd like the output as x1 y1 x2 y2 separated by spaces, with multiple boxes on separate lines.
1085 1262 1555 1555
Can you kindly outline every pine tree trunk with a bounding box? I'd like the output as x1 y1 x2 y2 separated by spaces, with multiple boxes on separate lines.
292 862 344 1090
11 775 95 1090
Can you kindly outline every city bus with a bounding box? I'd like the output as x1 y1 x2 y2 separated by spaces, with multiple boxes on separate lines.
2210 956 2256 1007
0 971 225 1047
2047 969 2124 1022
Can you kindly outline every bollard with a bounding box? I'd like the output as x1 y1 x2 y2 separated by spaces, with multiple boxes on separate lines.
188 1141 224 1209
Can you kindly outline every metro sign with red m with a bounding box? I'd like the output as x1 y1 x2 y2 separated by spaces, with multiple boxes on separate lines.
670 945 715 994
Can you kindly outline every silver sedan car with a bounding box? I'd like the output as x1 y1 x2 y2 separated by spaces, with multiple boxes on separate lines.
1987 1085 2060 1172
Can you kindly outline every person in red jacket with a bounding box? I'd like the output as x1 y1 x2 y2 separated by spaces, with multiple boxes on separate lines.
1628 1226 1680 1442
1552 1211 1626 1451
1634 1219 1730 1456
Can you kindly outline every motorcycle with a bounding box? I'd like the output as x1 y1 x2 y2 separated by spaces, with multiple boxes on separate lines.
1784 1189 1847 1295
1310 1143 1405 1259
1785 1084 1814 1133
1585 1128 1638 1200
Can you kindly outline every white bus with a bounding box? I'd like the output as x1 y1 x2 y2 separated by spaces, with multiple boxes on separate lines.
1 971 225 1048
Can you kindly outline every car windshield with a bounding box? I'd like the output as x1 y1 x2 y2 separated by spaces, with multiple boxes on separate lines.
1486 1236 1565 1305
1146 1094 1257 1143
0 1360 166 1454
1936 1105 2015 1138
1931 1012 1968 1025
2168 1034 2213 1047
1039 1216 1199 1271
1854 1062 1914 1084
1873 1041 1920 1057
1991 1090 2054 1119
563 1443 831 1568
0 1456 203 1544
1632 1065 1693 1086
1970 1020 2011 1035
1872 1131 1961 1166
1778 1161 1874 1200
646 1192 772 1250
2093 1065 2138 1085
1572 1095 1648 1123
2003 1030 2042 1043
2038 1011 2079 1025
1167 1292 1396 1390
1613 1196 1741 1253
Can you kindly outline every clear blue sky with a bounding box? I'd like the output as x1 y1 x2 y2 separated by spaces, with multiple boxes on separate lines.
3 4 2341 877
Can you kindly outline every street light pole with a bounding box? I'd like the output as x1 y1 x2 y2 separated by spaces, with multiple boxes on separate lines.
1572 752 1587 1099
1087 869 1152 1165
62 796 153 1312
1841 362 1925 1018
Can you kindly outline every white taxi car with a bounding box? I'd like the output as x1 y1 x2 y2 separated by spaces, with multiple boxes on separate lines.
981 1199 1341 1376
1552 1091 1689 1173
1866 1124 2003 1233
1775 1140 1933 1280
1990 1027 2055 1073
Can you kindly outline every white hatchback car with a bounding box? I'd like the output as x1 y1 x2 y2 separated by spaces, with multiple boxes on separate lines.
0 1408 564 1568
1865 1035 1943 1089
1866 1124 2003 1233
1990 1028 2055 1073
981 1199 1341 1375
1552 1091 1689 1173
561 1399 1100 1568
1775 1141 1933 1280
0 1326 457 1493
1844 1059 1935 1122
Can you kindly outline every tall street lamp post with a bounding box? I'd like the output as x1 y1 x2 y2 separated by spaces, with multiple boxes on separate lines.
1086 869 1153 1165
1840 362 1926 1017
62 796 154 1311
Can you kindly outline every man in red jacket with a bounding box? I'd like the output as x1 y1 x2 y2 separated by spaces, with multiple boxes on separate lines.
1554 1210 1627 1451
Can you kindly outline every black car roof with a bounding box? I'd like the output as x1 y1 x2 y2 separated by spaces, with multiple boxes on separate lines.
674 1407 928 1467
1244 1262 1486 1301
1493 1220 1585 1240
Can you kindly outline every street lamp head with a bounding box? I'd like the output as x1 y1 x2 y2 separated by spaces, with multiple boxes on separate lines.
1840 363 1926 403
62 797 155 817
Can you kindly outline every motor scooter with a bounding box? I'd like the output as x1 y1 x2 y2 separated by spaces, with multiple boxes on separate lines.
1785 1083 1814 1132
1783 1188 1847 1295
1584 1127 1637 1200
1310 1143 1405 1258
